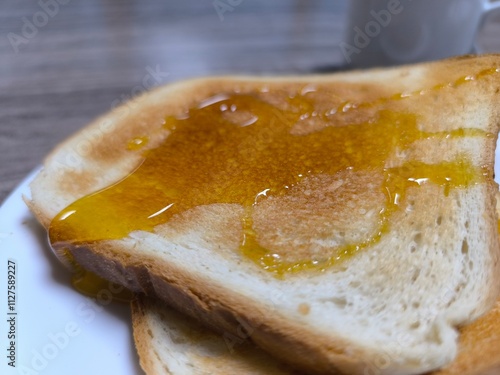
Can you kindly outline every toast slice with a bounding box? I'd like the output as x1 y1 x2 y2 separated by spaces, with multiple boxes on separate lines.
131 194 500 375
131 296 500 375
131 295 299 375
28 55 500 375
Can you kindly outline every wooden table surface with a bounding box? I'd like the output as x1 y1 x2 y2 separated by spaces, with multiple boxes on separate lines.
1 0 500 203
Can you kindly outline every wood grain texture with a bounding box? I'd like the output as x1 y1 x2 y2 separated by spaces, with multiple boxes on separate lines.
0 0 499 203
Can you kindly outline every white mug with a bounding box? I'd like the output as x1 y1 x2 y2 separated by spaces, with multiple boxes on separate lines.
341 0 500 68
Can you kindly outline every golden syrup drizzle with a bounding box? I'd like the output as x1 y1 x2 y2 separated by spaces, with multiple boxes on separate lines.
127 135 149 151
243 159 484 275
49 67 498 278
334 67 500 116
55 247 132 302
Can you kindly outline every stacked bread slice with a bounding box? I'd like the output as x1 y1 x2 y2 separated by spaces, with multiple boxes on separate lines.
28 55 500 375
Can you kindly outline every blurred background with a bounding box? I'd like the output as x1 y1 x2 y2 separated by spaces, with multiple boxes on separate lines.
1 0 500 202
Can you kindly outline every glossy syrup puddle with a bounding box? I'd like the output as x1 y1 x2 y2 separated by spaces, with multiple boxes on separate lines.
49 67 498 282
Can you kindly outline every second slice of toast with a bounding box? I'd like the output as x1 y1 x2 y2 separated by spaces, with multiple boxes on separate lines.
131 295 500 375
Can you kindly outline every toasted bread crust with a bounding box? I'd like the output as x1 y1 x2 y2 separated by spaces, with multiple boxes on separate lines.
131 295 304 375
70 243 357 374
431 300 500 375
131 296 500 375
131 298 169 375
29 55 500 375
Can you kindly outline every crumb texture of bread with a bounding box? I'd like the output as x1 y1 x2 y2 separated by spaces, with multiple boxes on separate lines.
132 296 301 375
29 55 500 375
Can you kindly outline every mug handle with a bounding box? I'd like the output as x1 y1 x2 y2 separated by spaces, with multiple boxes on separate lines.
474 0 500 53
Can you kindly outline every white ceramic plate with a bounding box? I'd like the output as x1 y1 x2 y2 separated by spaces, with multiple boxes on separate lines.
0 169 144 375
